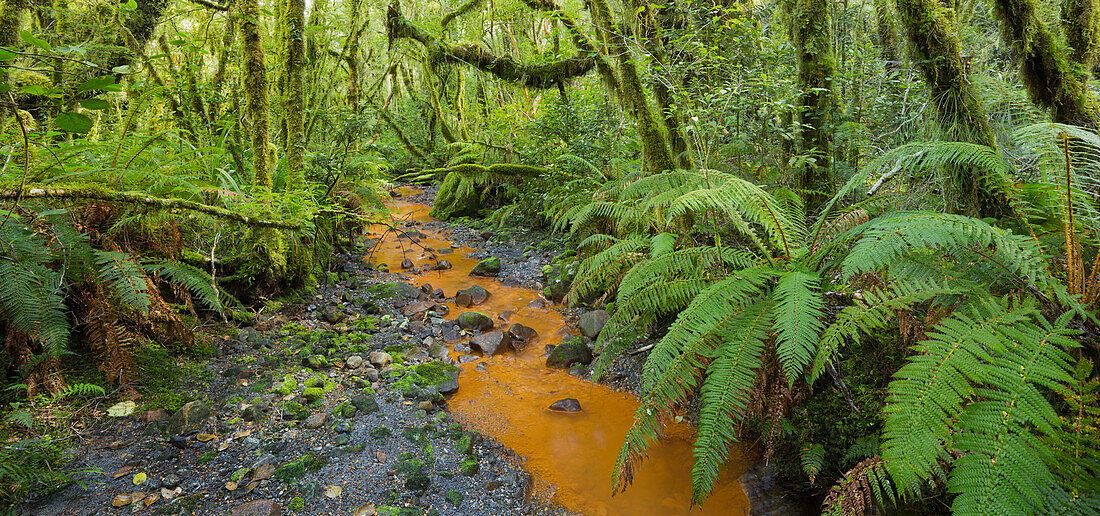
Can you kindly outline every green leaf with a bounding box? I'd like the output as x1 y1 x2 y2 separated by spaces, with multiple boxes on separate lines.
19 30 50 51
0 48 16 61
79 98 110 110
56 112 93 133
111 65 131 74
19 85 49 96
76 76 121 92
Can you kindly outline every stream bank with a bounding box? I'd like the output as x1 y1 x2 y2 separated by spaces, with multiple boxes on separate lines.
29 186 793 516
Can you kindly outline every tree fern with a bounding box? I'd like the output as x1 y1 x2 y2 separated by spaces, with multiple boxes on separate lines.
773 269 825 384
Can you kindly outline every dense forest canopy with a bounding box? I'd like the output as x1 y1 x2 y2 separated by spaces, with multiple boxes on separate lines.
0 0 1098 513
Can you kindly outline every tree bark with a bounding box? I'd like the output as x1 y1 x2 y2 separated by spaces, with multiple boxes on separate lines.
284 0 306 188
1062 0 1100 76
787 0 837 210
993 0 1100 128
895 0 1008 217
239 0 272 190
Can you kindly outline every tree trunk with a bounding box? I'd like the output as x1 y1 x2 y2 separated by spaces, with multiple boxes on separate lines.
284 0 306 189
1062 0 1100 77
993 0 1100 128
239 0 272 191
875 0 899 70
787 0 837 210
895 0 1007 218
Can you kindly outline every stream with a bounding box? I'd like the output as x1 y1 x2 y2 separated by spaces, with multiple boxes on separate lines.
368 190 756 515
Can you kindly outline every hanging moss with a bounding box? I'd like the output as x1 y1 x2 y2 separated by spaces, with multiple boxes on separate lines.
1063 0 1100 72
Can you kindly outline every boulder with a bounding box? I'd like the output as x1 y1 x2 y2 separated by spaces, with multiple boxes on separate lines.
304 412 327 429
470 330 511 355
469 257 501 277
167 401 212 435
457 312 494 331
368 351 393 368
350 393 379 415
578 310 610 339
548 398 582 413
437 379 459 395
436 260 452 270
508 323 538 346
241 401 271 422
456 286 491 306
230 500 281 516
546 337 593 369
302 354 331 370
401 258 414 269
345 355 363 369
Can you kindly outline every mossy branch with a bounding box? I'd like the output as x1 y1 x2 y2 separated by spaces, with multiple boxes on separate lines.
0 186 303 230
387 1 595 89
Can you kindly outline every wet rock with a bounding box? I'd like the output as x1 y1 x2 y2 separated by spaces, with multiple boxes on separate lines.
162 474 181 489
548 398 582 413
470 330 511 355
546 337 593 369
578 310 610 339
332 420 353 434
432 288 446 298
457 354 479 363
526 298 548 309
368 351 393 368
345 355 363 369
436 260 452 270
304 412 327 429
437 379 459 395
457 312 494 331
364 368 380 382
230 499 281 516
403 300 447 317
242 402 271 422
302 354 331 370
401 258 414 269
470 257 501 277
322 306 346 324
167 401 212 435
456 285 491 306
302 387 325 402
507 324 538 348
350 393 379 415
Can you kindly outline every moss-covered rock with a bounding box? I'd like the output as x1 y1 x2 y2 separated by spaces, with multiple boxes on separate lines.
283 401 309 420
370 426 392 439
445 489 463 506
456 312 493 331
274 375 298 396
302 387 324 402
273 453 327 482
430 171 480 220
469 256 501 277
460 457 480 476
546 337 593 368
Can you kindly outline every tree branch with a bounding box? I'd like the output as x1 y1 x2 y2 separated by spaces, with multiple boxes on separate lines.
387 0 595 89
0 186 303 230
186 0 229 11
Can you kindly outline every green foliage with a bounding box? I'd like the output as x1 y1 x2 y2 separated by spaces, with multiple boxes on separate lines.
0 439 92 506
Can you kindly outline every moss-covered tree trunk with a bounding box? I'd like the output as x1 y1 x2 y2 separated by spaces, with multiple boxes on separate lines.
1063 0 1100 82
634 1 694 169
992 0 1100 128
787 0 836 210
284 0 306 189
589 0 676 175
0 0 29 125
895 0 1008 217
239 0 272 190
875 0 899 71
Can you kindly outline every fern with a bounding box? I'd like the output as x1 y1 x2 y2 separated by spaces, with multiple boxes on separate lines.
145 260 228 313
882 301 1077 513
94 250 151 314
773 269 825 384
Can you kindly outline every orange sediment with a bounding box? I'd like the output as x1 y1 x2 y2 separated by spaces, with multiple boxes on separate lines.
367 191 755 515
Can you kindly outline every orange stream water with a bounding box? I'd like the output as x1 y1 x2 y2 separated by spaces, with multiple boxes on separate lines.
366 191 755 515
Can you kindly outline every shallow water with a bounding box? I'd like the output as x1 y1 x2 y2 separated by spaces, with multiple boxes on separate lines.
366 191 755 515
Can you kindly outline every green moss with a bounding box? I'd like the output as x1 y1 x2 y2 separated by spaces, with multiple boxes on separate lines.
283 401 309 420
287 496 304 511
445 489 463 506
460 457 479 476
273 454 327 482
274 375 298 396
413 361 458 386
230 467 250 483
430 171 480 220
302 387 324 402
198 450 217 466
397 458 424 475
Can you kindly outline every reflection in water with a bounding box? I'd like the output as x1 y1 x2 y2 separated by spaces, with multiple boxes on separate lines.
367 191 754 515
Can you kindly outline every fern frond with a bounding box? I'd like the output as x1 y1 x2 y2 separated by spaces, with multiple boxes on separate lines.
773 269 825 385
691 299 771 500
145 260 227 313
0 262 70 355
94 250 150 314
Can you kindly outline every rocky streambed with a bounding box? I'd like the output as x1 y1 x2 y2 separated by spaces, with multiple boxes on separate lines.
30 186 775 516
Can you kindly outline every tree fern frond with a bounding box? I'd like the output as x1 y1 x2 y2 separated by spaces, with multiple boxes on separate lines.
0 262 70 355
145 260 228 313
691 299 772 500
94 250 151 314
773 269 825 385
